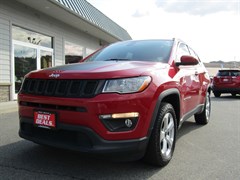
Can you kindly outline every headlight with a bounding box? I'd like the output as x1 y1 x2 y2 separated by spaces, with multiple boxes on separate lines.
102 76 151 94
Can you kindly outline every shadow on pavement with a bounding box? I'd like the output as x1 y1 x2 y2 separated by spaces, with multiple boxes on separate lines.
176 118 205 141
211 94 240 102
0 140 160 179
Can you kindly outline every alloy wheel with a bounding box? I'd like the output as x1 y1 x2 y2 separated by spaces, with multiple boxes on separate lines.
160 112 175 159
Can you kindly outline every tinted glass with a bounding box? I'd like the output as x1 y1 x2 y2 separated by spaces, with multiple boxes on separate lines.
217 71 229 76
217 70 240 76
231 71 240 76
85 40 173 63
217 71 240 76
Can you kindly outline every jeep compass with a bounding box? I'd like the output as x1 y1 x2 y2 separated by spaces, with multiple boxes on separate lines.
18 39 211 166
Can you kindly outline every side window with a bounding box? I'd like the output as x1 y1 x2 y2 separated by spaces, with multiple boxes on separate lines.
189 47 200 62
176 43 190 62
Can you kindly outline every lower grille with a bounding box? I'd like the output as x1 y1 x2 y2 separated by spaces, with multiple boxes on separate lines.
21 122 93 148
19 101 87 112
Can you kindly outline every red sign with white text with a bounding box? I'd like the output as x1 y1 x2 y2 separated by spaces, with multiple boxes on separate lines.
34 111 56 128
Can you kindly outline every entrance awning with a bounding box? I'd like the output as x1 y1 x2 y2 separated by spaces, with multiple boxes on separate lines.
16 0 132 43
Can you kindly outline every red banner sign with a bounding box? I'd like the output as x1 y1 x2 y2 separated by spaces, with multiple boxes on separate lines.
34 111 56 128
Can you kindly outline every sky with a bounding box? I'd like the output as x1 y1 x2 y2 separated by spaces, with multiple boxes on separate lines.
87 0 240 63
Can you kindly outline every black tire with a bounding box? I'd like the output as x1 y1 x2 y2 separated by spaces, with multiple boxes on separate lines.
195 92 211 125
231 93 236 97
144 103 177 167
213 92 221 97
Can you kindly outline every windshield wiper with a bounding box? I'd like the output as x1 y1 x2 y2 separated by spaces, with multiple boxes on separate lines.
104 58 130 61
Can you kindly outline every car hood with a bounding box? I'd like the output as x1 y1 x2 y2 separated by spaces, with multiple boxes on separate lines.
26 61 169 79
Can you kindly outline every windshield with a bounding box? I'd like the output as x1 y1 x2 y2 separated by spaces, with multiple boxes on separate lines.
85 40 173 63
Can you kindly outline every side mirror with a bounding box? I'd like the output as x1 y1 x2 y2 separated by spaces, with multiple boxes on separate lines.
176 55 199 66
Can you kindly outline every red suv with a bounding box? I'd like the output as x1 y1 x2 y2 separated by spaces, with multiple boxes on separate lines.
18 39 211 166
212 69 240 97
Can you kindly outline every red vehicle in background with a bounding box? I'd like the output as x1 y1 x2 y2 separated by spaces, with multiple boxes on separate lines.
212 69 240 97
18 39 211 166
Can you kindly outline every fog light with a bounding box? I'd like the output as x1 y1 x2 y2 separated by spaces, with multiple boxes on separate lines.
99 112 139 132
100 112 139 119
125 119 133 128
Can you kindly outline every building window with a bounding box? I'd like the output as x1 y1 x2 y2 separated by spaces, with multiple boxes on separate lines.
65 41 83 64
41 50 52 68
14 44 37 93
12 26 52 48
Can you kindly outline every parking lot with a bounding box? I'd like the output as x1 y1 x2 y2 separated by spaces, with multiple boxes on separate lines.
0 95 239 180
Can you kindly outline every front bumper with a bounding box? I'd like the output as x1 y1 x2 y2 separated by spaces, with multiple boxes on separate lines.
19 116 148 160
18 89 157 141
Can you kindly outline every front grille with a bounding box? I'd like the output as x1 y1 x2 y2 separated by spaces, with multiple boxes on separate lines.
21 78 102 98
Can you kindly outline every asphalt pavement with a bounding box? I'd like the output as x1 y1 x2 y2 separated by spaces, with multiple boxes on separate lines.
0 95 239 179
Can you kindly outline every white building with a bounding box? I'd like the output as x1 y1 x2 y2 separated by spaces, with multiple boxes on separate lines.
0 0 131 102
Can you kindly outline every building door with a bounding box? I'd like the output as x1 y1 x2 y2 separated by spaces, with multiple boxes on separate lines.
12 41 53 100
12 26 53 100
